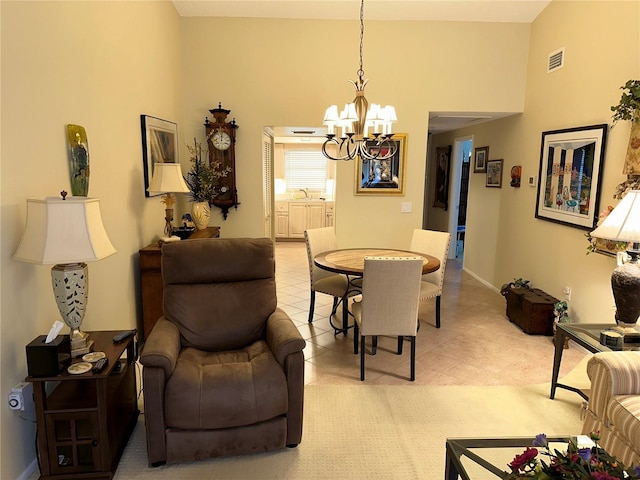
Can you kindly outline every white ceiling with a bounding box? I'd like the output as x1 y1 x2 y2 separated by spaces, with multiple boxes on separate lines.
174 0 548 136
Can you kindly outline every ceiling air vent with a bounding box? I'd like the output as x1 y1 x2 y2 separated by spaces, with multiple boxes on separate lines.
548 48 565 73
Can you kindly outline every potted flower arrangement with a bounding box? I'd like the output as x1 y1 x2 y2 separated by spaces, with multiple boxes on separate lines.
612 79 640 179
184 137 230 229
505 432 640 479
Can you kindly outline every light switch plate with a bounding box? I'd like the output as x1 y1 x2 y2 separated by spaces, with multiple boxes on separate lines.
401 202 412 213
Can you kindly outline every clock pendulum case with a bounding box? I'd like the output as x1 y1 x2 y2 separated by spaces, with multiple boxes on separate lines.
205 103 239 220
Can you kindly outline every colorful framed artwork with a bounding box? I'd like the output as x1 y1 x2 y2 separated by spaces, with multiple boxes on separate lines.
473 146 489 173
486 159 503 188
535 124 608 230
433 145 451 210
355 133 407 195
141 115 179 197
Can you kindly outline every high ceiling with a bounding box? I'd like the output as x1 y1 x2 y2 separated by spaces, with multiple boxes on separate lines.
173 0 549 135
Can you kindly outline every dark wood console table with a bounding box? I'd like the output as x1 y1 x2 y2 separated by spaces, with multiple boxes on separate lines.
139 226 220 342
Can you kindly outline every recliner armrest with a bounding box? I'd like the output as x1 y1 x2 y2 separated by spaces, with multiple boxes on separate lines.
140 316 181 378
266 308 306 366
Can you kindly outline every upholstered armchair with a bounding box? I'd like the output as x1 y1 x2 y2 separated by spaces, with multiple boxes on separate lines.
140 238 306 466
581 351 640 467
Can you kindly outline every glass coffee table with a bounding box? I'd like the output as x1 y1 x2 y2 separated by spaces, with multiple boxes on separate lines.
550 323 640 400
445 436 573 479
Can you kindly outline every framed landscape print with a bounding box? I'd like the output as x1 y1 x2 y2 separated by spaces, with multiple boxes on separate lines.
486 159 503 187
474 146 489 173
534 124 608 230
355 133 407 195
141 115 179 197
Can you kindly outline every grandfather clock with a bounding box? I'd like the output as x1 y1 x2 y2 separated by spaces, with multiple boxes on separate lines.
205 103 239 219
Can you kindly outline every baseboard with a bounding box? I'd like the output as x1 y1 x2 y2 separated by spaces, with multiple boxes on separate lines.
17 458 37 480
462 267 500 294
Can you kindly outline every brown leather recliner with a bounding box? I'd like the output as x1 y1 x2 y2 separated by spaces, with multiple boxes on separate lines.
140 238 306 466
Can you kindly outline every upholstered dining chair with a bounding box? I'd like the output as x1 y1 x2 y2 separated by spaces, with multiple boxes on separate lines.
139 238 306 466
350 256 423 381
410 229 451 328
304 227 352 324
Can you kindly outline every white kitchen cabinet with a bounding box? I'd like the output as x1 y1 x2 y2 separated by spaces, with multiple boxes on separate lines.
274 202 289 238
325 202 334 227
288 201 326 238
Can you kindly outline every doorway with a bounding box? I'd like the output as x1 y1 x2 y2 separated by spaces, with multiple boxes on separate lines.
447 136 472 260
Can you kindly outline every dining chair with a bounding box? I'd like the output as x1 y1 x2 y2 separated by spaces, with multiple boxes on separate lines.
350 256 423 381
304 227 351 324
410 229 451 328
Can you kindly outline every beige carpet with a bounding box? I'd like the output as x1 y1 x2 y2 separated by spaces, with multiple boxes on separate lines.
114 382 584 480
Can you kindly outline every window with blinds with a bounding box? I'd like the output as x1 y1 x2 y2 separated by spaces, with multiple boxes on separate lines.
284 150 327 191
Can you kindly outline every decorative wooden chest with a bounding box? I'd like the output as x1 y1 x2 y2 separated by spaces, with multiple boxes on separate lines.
506 288 559 335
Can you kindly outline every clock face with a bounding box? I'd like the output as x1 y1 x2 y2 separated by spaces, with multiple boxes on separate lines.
212 131 231 151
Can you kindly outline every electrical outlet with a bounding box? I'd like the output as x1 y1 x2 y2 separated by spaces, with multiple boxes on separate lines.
563 286 572 301
401 202 412 213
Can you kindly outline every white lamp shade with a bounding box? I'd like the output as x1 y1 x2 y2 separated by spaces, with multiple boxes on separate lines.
14 196 116 265
590 190 640 242
147 163 190 195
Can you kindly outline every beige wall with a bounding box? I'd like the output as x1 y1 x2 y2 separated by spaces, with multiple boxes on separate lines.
179 17 530 245
0 1 181 478
429 1 640 323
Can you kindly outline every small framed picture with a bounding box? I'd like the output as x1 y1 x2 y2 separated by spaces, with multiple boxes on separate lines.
486 159 503 188
474 146 489 173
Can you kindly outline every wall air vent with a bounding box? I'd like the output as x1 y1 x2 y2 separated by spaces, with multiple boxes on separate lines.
292 130 316 135
548 48 565 73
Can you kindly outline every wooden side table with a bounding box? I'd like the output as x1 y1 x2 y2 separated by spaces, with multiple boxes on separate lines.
138 226 220 342
26 331 138 480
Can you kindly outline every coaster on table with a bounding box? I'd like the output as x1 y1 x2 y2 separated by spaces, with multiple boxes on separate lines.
82 351 106 363
68 362 93 375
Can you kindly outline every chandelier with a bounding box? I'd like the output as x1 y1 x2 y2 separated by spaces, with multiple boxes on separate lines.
322 0 397 161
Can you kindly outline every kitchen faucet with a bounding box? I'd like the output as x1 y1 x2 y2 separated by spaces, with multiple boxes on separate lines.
299 188 309 199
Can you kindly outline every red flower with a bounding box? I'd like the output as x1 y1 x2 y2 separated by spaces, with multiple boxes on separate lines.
509 447 538 471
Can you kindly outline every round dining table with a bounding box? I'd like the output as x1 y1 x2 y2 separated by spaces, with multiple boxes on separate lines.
313 248 441 334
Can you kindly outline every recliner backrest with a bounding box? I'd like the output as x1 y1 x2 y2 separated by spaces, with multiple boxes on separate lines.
162 238 276 351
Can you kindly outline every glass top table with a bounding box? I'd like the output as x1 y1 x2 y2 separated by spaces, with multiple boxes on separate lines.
550 322 640 400
445 436 573 479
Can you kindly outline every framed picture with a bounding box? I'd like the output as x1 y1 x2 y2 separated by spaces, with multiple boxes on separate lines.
486 159 503 188
355 133 407 195
433 145 451 209
473 146 489 173
141 115 179 197
535 124 608 230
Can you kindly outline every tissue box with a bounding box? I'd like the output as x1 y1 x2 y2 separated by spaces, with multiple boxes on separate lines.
26 335 71 377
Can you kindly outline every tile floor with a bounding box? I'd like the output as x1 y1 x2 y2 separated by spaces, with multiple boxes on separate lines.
274 241 589 386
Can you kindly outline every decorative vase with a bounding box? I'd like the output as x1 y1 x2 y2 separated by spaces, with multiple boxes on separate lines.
623 121 640 175
191 201 210 230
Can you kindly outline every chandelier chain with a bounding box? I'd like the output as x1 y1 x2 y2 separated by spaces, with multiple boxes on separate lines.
358 0 365 78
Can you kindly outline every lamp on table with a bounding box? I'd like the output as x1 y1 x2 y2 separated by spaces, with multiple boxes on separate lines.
14 192 116 357
147 163 190 239
590 190 640 338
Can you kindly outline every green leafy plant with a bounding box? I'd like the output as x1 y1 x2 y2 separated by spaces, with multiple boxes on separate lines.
184 137 230 205
500 278 531 296
611 79 640 126
553 301 570 323
505 432 640 479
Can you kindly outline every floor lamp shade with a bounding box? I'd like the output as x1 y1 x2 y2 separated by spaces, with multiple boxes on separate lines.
590 190 640 333
14 196 116 355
